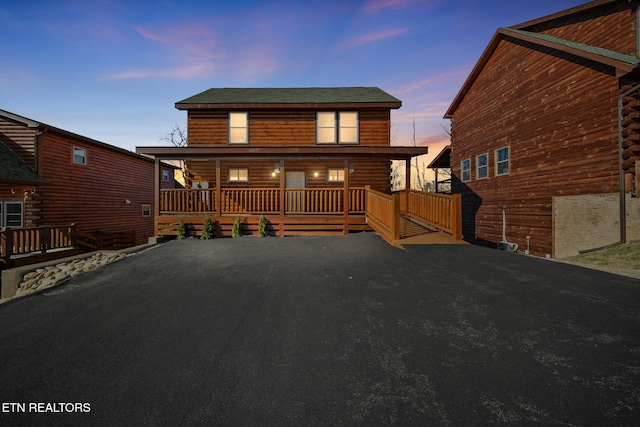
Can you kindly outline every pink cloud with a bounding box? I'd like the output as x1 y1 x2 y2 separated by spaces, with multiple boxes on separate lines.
343 28 410 49
362 0 441 14
107 62 220 80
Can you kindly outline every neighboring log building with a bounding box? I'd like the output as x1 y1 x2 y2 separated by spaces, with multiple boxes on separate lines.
444 0 640 258
0 109 177 246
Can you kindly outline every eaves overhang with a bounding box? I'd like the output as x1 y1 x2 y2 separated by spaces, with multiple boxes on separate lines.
136 145 427 161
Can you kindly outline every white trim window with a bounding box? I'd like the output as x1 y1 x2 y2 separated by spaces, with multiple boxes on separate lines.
461 159 471 182
496 146 510 176
2 201 24 227
228 168 249 183
73 147 87 165
316 111 359 144
162 169 170 181
327 168 345 183
476 153 488 180
229 112 249 144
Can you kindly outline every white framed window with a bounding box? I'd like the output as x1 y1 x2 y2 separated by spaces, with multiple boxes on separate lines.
142 204 151 217
228 168 249 183
461 159 471 182
496 146 510 176
73 147 87 165
3 202 23 227
327 168 345 183
316 111 359 144
476 153 488 179
162 169 169 181
229 112 248 144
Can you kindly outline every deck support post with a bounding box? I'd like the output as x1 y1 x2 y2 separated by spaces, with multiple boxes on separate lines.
279 159 285 237
215 159 222 236
343 159 350 235
405 158 412 190
154 159 160 236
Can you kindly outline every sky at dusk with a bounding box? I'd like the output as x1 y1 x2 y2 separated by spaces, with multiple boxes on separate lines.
1 0 587 167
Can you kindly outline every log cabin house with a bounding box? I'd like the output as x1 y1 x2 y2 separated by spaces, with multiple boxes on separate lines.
136 87 429 238
0 109 178 254
444 0 640 258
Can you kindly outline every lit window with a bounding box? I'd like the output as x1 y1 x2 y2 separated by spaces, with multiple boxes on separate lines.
496 147 509 176
229 112 248 144
229 168 249 182
73 147 86 165
461 159 471 182
317 111 359 144
4 202 23 227
476 153 488 179
327 168 345 182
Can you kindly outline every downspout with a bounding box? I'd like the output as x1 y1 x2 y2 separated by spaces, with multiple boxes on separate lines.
579 82 640 254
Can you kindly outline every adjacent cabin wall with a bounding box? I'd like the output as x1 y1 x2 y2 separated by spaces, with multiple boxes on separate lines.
521 2 637 55
0 117 37 169
450 33 620 257
36 131 155 245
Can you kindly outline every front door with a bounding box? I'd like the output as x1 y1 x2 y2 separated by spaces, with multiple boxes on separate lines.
285 171 306 213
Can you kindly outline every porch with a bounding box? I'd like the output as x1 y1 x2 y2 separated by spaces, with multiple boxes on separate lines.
157 186 462 247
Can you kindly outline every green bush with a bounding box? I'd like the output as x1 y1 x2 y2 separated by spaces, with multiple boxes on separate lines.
232 217 242 238
258 215 268 237
177 219 186 240
201 217 214 240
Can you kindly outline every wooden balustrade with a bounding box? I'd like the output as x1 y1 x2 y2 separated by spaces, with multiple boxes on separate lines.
365 188 400 244
160 188 215 214
286 188 344 214
1 225 77 268
221 188 280 214
405 190 462 240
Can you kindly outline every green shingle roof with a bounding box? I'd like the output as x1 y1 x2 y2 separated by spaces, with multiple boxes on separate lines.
0 141 44 184
176 87 401 106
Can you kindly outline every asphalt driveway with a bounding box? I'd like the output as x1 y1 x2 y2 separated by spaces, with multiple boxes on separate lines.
1 233 639 426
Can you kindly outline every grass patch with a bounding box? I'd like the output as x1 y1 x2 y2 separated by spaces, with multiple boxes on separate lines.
565 242 640 278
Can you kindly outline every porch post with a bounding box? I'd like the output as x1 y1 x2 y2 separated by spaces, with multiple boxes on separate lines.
343 159 349 235
405 158 412 190
215 159 221 219
279 159 285 237
154 159 160 236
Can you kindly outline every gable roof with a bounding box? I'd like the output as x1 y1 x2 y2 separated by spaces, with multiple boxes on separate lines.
444 0 639 118
0 141 47 185
176 87 402 110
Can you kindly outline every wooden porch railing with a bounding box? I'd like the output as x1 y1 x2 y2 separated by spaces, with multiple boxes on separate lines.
404 190 462 240
365 188 401 246
1 225 77 269
159 187 367 215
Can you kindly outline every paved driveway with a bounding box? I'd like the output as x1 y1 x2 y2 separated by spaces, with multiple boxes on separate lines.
1 233 639 426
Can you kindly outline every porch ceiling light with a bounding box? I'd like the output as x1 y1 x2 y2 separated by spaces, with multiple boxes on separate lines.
274 163 281 174
348 164 355 174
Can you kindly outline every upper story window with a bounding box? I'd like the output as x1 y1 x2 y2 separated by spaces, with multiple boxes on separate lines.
228 168 249 183
73 147 87 165
496 146 510 176
316 111 359 144
476 153 488 180
461 159 471 182
229 112 248 144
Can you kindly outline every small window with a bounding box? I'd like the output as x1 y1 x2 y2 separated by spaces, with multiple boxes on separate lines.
229 112 248 144
4 202 23 227
228 168 249 183
496 147 510 176
162 169 169 181
461 159 471 182
476 153 488 179
327 168 345 183
142 204 151 217
73 147 87 165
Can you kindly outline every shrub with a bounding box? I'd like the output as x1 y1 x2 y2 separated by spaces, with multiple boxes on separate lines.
177 219 186 240
232 217 242 238
258 215 268 237
201 217 214 240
